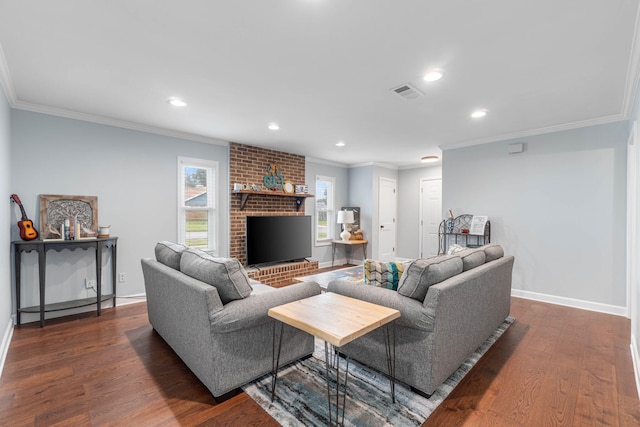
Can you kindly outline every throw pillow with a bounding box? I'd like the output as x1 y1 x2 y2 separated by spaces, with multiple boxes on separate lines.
155 241 189 270
397 255 463 302
363 259 405 290
180 249 253 304
455 248 486 271
483 244 504 262
447 244 466 255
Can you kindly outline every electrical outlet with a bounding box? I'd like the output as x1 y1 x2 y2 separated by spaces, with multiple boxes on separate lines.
85 279 96 289
118 273 127 283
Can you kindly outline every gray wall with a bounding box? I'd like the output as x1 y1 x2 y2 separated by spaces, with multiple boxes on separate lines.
630 85 640 385
0 88 11 364
10 110 229 323
348 165 373 261
443 121 628 310
397 165 442 259
305 159 349 266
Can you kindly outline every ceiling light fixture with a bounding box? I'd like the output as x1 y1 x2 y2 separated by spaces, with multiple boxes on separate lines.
268 122 280 130
471 109 488 118
336 141 346 147
168 97 187 107
421 155 439 163
423 70 443 82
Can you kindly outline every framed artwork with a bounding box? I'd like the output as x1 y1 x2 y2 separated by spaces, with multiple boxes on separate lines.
39 194 98 239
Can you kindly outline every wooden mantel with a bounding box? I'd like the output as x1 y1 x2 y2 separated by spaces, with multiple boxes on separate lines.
231 190 314 211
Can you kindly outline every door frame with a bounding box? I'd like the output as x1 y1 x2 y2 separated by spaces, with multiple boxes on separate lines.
419 177 442 259
377 177 397 261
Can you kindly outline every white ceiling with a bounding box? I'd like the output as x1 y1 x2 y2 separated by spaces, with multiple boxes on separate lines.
1 1 639 168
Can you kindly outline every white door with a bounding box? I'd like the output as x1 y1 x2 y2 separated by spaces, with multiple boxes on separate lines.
378 177 397 261
420 178 442 258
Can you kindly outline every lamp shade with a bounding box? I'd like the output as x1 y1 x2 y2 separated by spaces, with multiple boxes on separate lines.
337 210 354 224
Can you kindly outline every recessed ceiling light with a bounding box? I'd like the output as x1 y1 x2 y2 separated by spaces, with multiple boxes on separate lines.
336 141 346 147
421 155 439 163
423 70 443 82
268 122 280 130
168 98 187 107
471 109 488 118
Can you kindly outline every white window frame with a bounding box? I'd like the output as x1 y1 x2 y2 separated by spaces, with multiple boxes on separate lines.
315 175 336 246
177 156 218 254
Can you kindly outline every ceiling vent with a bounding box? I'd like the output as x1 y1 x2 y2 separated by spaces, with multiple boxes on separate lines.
391 83 424 100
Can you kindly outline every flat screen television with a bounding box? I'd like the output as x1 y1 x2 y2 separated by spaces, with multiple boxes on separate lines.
246 215 312 265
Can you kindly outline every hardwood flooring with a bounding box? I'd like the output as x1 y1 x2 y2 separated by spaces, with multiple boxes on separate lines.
1 293 638 426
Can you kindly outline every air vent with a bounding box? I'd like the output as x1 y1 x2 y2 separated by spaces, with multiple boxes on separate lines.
391 83 424 100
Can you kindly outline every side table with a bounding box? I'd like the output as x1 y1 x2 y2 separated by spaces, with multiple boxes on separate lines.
331 239 368 266
269 293 399 426
13 237 118 327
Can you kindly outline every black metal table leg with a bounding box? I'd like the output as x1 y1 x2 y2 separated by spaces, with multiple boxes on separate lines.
270 321 284 401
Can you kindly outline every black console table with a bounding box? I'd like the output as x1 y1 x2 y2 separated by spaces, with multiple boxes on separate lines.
12 237 118 327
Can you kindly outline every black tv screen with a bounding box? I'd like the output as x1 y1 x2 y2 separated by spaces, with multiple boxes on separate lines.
246 216 312 265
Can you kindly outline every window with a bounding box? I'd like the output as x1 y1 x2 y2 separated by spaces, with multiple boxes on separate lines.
315 175 335 245
178 157 218 253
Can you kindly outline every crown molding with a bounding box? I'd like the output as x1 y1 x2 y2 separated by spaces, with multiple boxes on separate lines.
439 113 628 151
12 100 228 147
397 162 442 171
305 156 346 168
0 42 16 106
346 161 398 170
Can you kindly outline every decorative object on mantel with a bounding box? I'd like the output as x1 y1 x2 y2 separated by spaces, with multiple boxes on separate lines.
295 184 308 194
39 194 98 240
283 182 294 194
263 163 285 190
337 210 354 241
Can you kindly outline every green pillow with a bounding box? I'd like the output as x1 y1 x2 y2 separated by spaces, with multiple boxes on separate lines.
364 259 406 290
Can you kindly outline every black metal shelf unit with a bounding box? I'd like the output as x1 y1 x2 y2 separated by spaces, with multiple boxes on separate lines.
437 214 490 255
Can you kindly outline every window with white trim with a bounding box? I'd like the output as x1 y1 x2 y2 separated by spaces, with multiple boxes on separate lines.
178 157 218 253
315 175 335 245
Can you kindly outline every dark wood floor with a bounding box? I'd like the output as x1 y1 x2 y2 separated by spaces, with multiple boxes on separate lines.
1 292 638 425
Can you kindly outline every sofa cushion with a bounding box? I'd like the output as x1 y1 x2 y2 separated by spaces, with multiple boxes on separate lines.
397 255 463 302
364 259 406 290
447 243 467 255
483 244 504 262
456 248 486 271
155 241 189 270
180 249 253 304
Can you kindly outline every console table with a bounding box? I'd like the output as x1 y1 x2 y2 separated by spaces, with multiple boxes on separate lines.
13 237 118 327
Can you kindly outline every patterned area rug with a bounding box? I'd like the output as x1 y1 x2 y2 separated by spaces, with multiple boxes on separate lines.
243 317 515 427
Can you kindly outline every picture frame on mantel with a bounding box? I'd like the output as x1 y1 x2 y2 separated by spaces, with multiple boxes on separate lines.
39 194 98 239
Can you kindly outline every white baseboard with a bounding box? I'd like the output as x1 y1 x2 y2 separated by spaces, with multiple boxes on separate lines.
632 335 640 399
0 316 14 379
511 288 627 317
115 293 146 307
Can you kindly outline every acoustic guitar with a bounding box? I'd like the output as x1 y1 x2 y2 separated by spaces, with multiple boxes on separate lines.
10 194 39 240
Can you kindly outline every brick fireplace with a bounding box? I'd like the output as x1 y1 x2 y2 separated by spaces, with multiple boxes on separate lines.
229 142 318 286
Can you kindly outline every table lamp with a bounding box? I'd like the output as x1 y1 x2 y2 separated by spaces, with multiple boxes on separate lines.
337 210 354 241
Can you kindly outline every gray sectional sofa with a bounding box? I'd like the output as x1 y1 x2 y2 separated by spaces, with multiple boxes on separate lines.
327 244 514 396
141 241 321 398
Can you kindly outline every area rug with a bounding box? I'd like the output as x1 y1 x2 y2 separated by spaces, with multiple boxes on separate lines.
243 316 514 427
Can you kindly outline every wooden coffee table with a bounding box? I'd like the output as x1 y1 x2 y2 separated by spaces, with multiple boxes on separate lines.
268 292 400 426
